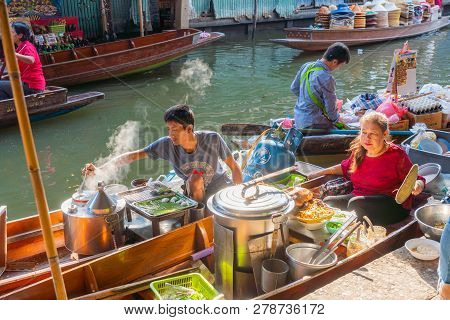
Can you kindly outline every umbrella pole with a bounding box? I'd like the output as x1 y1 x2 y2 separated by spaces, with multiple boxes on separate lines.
0 1 67 300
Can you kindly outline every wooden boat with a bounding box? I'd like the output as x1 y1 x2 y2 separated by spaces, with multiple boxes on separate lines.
220 123 448 156
270 16 449 51
0 173 426 300
0 160 318 295
39 29 224 87
0 86 104 128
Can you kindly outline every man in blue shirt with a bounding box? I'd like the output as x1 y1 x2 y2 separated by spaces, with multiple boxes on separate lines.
84 105 243 203
290 42 350 129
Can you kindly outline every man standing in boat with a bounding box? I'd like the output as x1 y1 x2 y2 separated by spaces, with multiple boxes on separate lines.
290 42 350 129
83 104 243 204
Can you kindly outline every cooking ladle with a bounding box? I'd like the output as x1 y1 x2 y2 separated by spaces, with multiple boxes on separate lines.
314 221 362 265
309 214 357 264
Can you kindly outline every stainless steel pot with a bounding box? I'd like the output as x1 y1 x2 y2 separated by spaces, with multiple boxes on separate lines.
414 203 449 241
63 182 126 255
207 184 295 299
285 243 338 281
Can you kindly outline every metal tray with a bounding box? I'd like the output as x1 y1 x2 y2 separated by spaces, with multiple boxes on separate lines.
117 182 197 219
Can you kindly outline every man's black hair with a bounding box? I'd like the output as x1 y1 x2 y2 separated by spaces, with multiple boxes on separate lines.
11 22 34 43
164 104 195 128
323 42 350 64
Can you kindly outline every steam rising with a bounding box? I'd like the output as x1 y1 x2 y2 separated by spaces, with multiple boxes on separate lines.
176 59 213 96
85 121 140 189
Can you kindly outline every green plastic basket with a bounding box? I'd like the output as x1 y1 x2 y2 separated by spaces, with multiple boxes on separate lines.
150 273 220 300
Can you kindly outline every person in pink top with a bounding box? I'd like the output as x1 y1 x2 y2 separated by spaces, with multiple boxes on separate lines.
0 22 46 100
308 112 426 226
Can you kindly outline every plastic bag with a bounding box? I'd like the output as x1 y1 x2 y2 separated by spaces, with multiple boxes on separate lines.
409 125 438 149
376 98 407 118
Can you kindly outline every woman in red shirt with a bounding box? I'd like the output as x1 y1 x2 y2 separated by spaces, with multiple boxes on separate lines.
0 22 45 100
309 112 425 226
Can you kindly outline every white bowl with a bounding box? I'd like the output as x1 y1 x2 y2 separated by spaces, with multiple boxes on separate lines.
405 238 440 261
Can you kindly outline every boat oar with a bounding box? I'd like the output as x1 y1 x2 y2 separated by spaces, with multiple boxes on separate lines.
314 222 362 266
309 214 357 264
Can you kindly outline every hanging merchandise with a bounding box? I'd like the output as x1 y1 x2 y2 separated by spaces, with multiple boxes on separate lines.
242 123 303 182
6 0 61 17
386 43 417 96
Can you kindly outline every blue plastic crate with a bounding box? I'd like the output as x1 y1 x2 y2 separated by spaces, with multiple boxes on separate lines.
401 129 450 173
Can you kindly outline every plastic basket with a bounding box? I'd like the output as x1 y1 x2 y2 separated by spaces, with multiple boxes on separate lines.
401 129 450 173
150 273 220 300
49 24 66 34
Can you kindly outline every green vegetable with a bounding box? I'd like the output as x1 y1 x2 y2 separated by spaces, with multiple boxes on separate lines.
161 283 206 300
134 195 193 216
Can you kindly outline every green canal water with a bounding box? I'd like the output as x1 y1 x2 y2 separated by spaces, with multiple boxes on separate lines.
1 29 449 220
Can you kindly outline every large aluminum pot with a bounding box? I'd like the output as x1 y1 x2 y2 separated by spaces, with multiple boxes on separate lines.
63 183 127 255
208 184 295 299
286 243 337 281
414 203 449 242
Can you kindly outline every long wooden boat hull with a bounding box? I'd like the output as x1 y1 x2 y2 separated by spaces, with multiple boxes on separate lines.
0 217 214 299
271 16 449 51
221 123 450 156
0 214 423 300
0 88 104 128
41 29 224 87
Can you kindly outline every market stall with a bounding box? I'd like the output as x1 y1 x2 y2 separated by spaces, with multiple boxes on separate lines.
6 0 89 54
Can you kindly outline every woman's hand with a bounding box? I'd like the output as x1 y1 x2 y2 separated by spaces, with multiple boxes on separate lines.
411 180 425 196
82 163 97 176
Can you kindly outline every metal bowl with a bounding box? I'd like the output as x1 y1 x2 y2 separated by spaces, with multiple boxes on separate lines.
285 243 337 281
414 203 449 242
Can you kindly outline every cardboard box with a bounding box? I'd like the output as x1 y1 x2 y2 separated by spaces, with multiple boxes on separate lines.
389 119 409 131
406 111 442 130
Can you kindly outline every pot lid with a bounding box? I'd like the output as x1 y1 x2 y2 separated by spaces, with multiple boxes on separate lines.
88 181 117 215
211 184 292 218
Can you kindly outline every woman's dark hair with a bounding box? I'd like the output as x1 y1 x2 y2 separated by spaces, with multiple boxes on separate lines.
164 104 195 128
11 22 34 43
323 42 350 64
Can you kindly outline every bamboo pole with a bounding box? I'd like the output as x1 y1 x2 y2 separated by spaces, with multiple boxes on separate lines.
252 0 257 40
100 0 108 37
137 0 144 36
0 1 67 300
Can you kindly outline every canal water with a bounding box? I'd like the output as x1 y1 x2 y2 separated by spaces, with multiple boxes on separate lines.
1 28 449 220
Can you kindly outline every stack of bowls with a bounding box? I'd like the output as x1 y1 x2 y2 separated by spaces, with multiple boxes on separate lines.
315 12 331 29
385 1 401 26
365 11 378 27
373 3 389 27
352 4 366 28
354 12 367 28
